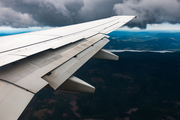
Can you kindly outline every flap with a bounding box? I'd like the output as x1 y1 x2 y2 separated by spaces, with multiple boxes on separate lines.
0 80 34 120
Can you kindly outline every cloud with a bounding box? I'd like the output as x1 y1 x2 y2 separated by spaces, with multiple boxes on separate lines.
0 0 123 27
113 0 180 28
0 0 85 26
0 0 180 28
0 2 38 27
107 49 174 53
0 26 48 34
77 0 122 21
118 23 180 30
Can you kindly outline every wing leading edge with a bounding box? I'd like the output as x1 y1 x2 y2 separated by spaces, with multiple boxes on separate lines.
0 16 135 120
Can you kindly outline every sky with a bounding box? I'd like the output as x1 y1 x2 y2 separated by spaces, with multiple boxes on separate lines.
0 0 180 30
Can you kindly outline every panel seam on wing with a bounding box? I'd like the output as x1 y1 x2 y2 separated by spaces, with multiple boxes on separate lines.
0 17 120 54
42 37 107 78
0 79 35 94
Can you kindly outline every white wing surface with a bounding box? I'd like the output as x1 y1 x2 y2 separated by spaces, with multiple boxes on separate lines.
0 16 135 120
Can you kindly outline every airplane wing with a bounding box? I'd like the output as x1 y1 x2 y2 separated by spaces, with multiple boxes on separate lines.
0 16 135 120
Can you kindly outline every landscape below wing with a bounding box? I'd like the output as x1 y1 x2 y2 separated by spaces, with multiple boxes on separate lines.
0 16 135 120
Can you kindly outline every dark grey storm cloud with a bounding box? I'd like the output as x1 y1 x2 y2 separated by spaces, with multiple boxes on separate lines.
114 0 180 28
0 0 180 28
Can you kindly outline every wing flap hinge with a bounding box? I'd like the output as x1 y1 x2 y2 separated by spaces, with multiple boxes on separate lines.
93 49 119 60
57 76 95 93
45 76 95 93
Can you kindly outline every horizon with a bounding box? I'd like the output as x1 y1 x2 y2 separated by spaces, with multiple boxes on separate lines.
0 23 180 37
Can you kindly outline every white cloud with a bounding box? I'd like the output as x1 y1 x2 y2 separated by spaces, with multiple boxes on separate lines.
107 49 174 53
0 26 49 34
0 2 38 27
119 23 180 31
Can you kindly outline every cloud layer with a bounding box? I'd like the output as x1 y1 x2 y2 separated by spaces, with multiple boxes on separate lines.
107 49 174 53
114 0 180 28
0 0 180 28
